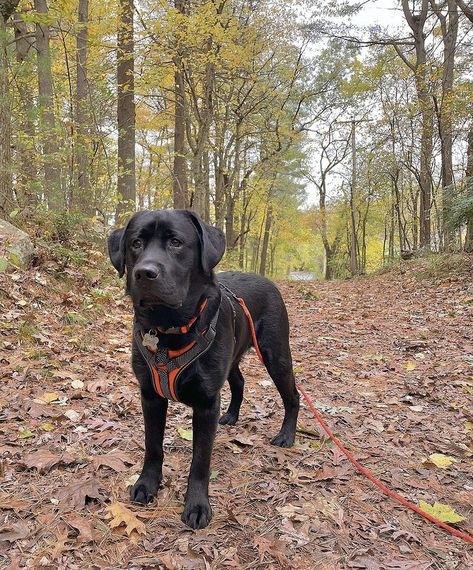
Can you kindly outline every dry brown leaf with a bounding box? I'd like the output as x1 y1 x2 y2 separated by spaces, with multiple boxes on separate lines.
91 452 132 472
57 476 106 508
0 522 29 543
21 450 76 474
65 513 95 542
105 501 146 536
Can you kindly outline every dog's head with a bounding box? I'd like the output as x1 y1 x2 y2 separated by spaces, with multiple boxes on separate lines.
108 210 225 309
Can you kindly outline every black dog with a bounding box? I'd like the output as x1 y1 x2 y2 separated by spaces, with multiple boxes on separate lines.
108 209 299 529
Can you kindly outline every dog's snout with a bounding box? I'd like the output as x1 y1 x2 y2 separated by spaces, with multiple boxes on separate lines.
134 265 159 281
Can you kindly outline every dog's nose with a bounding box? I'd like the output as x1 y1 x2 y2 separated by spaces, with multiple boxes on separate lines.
134 265 159 280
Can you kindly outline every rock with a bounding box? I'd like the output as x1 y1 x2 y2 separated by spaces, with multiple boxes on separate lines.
0 219 34 269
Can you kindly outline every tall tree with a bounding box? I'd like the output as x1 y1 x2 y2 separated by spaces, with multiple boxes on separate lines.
116 0 136 223
173 0 187 209
397 0 433 250
431 0 459 250
0 0 20 213
73 0 92 213
13 10 37 208
34 0 62 210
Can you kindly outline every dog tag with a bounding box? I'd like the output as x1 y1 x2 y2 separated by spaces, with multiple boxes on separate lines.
142 331 159 351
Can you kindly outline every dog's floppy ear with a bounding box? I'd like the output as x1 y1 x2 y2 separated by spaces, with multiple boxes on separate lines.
108 228 126 277
187 211 226 274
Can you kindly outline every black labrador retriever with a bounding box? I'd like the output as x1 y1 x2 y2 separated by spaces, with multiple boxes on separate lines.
108 209 300 529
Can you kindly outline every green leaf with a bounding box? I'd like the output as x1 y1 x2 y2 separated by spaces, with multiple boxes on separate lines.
0 257 8 272
177 427 193 441
18 428 35 439
418 501 466 523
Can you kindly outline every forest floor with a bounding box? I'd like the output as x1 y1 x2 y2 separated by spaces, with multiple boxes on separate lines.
0 252 472 569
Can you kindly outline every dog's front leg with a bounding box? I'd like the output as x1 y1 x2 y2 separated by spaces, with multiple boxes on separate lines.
181 395 220 529
131 393 168 504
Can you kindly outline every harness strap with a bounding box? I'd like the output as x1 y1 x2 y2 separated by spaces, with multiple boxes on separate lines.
219 282 265 365
135 302 220 402
136 283 265 402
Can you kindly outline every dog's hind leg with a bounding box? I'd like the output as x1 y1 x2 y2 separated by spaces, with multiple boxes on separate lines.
219 365 244 426
257 320 300 447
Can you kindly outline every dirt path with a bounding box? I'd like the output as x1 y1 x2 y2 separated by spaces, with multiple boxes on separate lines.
1 260 472 569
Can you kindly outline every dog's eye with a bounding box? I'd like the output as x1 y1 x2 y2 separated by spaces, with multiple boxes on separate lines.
132 239 143 249
169 238 182 248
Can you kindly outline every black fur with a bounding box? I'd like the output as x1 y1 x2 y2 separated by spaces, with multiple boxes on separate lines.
108 209 299 529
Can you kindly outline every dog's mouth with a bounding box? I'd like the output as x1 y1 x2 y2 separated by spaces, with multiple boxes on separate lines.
136 298 183 310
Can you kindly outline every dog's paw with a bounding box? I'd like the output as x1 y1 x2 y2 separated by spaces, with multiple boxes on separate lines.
219 412 238 425
181 499 212 529
271 430 295 448
130 477 160 504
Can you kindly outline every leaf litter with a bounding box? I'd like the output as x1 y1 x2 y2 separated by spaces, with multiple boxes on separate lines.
0 258 472 568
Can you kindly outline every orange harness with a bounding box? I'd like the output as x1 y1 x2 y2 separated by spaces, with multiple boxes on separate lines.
135 285 263 402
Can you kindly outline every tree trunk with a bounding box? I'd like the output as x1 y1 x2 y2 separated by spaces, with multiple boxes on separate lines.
349 122 358 275
116 0 135 223
432 0 459 250
13 10 37 208
259 203 272 277
465 125 473 251
34 0 62 210
172 0 187 209
73 0 92 214
399 0 433 250
0 7 15 213
0 0 21 210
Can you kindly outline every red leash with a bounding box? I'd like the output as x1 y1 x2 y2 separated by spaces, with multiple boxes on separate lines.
241 300 472 544
296 383 473 545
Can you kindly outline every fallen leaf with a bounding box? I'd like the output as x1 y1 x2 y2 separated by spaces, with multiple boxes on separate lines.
0 522 29 543
423 453 457 469
35 392 60 404
71 379 84 389
403 361 417 371
92 452 132 472
64 409 81 422
57 476 106 508
177 427 193 441
230 434 254 447
105 501 146 536
21 450 75 474
65 513 95 542
18 428 35 439
418 500 466 523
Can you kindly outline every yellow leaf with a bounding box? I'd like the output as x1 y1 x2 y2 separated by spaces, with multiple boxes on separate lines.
177 427 193 441
403 361 417 371
105 502 146 536
424 453 456 469
36 392 60 404
418 501 466 523
18 428 35 439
